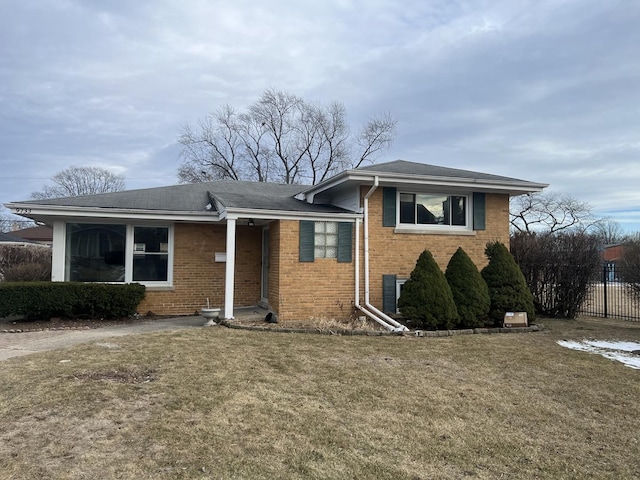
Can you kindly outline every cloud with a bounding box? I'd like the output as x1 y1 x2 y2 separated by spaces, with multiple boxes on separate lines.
1 0 639 230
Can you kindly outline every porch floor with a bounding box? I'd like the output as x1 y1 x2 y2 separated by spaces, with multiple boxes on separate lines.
228 305 271 323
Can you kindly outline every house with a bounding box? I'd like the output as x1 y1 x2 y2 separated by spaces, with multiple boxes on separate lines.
0 231 49 248
8 225 53 246
4 160 546 330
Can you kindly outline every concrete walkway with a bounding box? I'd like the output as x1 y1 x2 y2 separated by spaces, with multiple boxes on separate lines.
0 316 207 361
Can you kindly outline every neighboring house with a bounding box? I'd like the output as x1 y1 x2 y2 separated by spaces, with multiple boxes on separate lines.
600 243 624 282
5 160 546 330
0 231 48 248
8 225 53 246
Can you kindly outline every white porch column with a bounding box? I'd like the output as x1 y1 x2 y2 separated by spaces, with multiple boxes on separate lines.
51 220 66 282
224 217 237 319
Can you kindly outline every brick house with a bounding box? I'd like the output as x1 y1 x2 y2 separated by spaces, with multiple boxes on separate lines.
5 160 546 330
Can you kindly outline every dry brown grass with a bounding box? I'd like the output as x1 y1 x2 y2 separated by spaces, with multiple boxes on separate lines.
1 316 639 479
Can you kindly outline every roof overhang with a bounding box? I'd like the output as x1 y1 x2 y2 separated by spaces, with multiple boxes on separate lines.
4 202 362 225
4 202 221 225
298 170 549 202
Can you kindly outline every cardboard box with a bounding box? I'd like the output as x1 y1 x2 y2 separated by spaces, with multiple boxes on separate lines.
503 312 528 327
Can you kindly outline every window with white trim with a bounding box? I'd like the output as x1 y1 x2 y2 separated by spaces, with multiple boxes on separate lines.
399 193 467 227
64 223 172 285
396 278 407 314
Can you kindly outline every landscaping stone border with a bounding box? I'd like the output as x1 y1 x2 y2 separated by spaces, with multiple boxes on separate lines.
220 319 541 337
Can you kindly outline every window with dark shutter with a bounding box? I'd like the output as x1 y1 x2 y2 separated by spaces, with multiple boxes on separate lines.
473 192 486 230
382 274 397 313
337 222 353 263
383 187 397 227
299 220 315 262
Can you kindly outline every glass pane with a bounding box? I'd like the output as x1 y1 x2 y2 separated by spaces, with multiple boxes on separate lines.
134 227 169 253
65 224 126 282
314 246 325 258
314 233 325 246
325 246 338 258
315 222 326 233
451 196 466 226
133 254 168 281
326 233 338 247
416 195 446 224
399 193 415 224
325 222 338 234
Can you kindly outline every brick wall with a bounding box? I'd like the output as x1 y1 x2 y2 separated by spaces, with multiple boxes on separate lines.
275 219 355 322
138 223 262 315
364 188 510 309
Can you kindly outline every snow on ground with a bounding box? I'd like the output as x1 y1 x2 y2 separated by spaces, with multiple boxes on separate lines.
557 340 640 370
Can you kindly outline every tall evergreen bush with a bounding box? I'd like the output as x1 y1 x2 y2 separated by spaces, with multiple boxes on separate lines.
445 247 490 328
397 250 459 329
481 242 535 325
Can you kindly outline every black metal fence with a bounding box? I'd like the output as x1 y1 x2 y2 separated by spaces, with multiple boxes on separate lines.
579 263 640 321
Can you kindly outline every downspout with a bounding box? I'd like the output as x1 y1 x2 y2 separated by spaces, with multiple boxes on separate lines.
354 177 408 332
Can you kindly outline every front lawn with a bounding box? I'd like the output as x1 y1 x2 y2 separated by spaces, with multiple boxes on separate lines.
0 317 638 479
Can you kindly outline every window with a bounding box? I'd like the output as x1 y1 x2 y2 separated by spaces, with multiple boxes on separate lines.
314 221 339 259
399 193 467 227
133 226 169 282
299 220 352 262
64 223 172 285
396 278 407 314
66 224 126 282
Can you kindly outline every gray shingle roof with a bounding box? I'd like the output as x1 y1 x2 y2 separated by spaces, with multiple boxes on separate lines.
356 160 535 184
0 231 33 244
16 180 350 214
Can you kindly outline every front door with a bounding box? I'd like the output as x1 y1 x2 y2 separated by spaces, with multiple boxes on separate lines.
260 227 269 307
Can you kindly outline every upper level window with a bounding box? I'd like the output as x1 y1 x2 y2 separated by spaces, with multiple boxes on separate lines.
399 193 467 227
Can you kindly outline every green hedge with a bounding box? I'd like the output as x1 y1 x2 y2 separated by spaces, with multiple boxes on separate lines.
0 282 146 320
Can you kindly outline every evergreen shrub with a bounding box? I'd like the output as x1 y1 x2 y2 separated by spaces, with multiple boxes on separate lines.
445 247 490 328
397 250 459 329
481 242 535 325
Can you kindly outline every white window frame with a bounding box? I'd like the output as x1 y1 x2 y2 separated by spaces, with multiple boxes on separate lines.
60 221 174 288
396 191 472 234
396 278 407 314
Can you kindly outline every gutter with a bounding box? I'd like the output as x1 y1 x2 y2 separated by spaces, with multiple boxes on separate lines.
354 177 408 333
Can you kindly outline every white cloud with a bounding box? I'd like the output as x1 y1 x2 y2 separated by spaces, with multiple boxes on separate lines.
1 0 639 229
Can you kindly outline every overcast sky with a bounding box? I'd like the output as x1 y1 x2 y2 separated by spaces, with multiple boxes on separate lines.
2 1 639 231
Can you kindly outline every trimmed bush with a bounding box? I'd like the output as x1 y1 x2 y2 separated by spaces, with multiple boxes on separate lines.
445 247 490 328
0 282 146 319
481 242 535 325
397 250 459 329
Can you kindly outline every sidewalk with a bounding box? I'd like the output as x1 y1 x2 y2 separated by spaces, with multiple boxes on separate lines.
0 316 206 361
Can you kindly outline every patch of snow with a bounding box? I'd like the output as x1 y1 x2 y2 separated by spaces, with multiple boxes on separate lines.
557 340 640 370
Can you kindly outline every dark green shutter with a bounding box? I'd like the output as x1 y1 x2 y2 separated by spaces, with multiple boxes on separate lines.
473 192 486 231
337 222 353 263
382 187 397 227
299 221 315 262
382 274 397 314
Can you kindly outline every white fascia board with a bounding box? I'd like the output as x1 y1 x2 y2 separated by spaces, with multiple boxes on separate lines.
300 172 548 198
225 207 361 222
377 175 548 194
5 203 221 223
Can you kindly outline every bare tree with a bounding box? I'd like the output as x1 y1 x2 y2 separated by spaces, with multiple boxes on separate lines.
591 218 624 244
31 166 125 200
0 208 35 233
178 88 397 185
510 192 599 234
